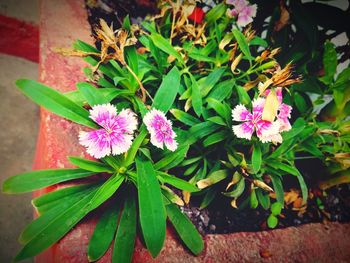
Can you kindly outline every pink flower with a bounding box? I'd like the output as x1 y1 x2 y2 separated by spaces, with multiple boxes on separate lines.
79 104 138 158
232 98 280 143
226 0 257 27
143 109 178 151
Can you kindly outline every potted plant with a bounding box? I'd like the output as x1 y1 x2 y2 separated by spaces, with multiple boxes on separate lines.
3 0 350 262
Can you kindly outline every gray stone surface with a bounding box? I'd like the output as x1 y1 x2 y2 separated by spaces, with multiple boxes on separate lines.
0 2 39 261
0 54 38 262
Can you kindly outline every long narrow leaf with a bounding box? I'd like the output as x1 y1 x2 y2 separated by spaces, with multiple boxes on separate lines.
16 79 97 128
166 204 204 255
88 201 121 261
112 194 137 263
136 158 166 258
3 169 96 194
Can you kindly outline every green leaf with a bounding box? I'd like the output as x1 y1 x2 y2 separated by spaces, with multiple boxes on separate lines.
236 85 251 105
250 189 258 209
32 185 98 215
256 189 270 210
15 189 98 261
206 98 231 122
270 175 284 206
190 74 202 117
320 41 337 85
203 131 227 147
136 158 166 258
20 187 97 244
88 202 121 261
124 126 148 167
232 29 252 60
170 109 201 126
149 33 184 64
267 214 278 228
200 68 225 97
223 178 245 198
69 156 114 173
267 162 300 176
252 144 262 174
87 174 124 211
112 195 137 263
3 169 95 194
199 187 217 209
157 172 199 192
153 66 181 113
166 204 204 255
296 173 308 204
76 82 107 106
205 3 226 24
271 202 283 216
16 79 97 128
197 170 228 189
154 144 189 170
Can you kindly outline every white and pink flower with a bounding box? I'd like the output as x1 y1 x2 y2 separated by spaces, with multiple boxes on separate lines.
232 89 293 143
226 0 257 27
232 98 280 143
143 109 178 151
79 103 138 159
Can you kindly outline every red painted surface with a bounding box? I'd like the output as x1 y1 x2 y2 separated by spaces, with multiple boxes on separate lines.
0 14 39 62
35 0 350 262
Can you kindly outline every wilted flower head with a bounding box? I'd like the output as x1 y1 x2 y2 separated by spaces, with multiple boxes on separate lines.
226 0 257 27
79 104 138 158
144 109 178 151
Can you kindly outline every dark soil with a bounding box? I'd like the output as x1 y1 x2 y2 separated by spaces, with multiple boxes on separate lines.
180 184 350 235
84 0 350 235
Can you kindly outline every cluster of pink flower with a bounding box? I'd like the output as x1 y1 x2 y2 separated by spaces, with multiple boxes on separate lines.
79 104 177 158
226 0 257 27
232 88 292 143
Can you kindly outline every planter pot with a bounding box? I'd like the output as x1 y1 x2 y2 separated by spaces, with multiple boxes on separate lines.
34 1 350 262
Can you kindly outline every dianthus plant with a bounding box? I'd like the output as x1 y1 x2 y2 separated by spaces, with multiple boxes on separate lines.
2 0 344 262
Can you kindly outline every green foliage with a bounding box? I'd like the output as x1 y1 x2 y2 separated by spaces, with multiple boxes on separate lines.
4 0 350 261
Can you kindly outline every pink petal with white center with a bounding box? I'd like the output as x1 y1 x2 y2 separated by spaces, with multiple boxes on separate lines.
226 0 235 5
116 109 138 134
232 121 254 140
89 103 117 128
79 130 111 158
232 104 253 121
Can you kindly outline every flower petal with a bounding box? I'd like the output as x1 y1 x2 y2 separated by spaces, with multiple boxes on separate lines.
116 108 138 134
252 97 265 118
232 104 253 122
89 103 117 128
278 103 292 119
111 133 133 155
256 120 280 143
232 122 254 140
79 129 111 158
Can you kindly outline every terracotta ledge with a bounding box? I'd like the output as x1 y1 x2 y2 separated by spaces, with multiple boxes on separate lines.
35 0 350 262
